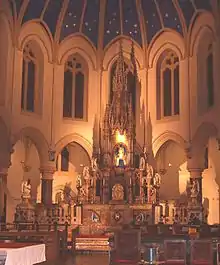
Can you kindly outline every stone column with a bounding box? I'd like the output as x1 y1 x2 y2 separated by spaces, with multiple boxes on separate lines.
40 165 55 205
0 168 7 221
187 168 204 222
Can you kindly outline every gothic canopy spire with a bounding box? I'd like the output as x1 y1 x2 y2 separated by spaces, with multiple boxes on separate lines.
112 40 127 93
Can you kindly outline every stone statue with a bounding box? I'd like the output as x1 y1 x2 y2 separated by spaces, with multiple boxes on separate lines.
116 146 126 167
76 174 82 187
191 179 199 198
112 184 124 201
83 166 90 180
154 173 161 187
21 179 31 200
146 163 154 179
139 155 145 170
91 157 98 171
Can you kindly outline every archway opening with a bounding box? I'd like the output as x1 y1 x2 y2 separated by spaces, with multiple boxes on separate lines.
155 140 188 201
7 137 41 222
37 142 90 204
202 137 219 224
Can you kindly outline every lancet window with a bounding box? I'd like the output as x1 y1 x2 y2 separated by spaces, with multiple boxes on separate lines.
197 36 215 114
21 43 41 113
206 44 214 108
157 50 180 119
63 55 88 120
61 147 69 172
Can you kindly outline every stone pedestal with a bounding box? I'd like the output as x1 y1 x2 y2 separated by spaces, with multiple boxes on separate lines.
187 168 204 223
15 198 35 223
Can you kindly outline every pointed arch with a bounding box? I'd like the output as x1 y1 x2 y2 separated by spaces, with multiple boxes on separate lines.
153 131 187 157
55 133 92 159
13 127 49 165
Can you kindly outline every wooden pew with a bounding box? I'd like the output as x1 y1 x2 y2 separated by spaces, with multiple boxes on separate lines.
110 228 141 264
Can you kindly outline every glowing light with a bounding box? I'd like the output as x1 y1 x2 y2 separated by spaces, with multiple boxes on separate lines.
116 130 126 144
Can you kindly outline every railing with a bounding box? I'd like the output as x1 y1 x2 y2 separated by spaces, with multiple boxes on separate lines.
0 222 72 232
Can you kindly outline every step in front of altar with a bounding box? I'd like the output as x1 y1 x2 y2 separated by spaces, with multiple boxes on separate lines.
75 235 110 252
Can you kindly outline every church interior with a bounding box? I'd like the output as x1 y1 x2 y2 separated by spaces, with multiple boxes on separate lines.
0 0 220 264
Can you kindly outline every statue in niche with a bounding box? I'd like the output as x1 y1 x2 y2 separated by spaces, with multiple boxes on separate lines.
91 157 98 171
83 166 90 180
112 184 124 201
115 144 127 167
146 163 154 180
191 179 199 199
139 155 146 170
139 148 149 170
76 174 82 188
153 173 161 187
21 179 31 201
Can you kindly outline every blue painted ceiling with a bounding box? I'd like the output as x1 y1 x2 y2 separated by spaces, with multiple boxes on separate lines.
11 0 213 48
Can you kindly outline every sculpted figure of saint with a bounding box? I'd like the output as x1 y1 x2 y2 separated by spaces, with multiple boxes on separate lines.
83 166 90 180
91 157 98 171
112 184 124 201
116 146 126 167
21 179 31 200
139 155 145 170
191 179 199 198
154 173 161 187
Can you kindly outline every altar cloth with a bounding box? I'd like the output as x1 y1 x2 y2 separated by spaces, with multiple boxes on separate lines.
0 243 46 265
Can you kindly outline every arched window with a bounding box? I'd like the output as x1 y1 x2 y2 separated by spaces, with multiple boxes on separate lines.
204 147 208 169
63 55 88 120
110 60 136 114
197 33 214 114
61 147 69 171
21 44 39 112
206 44 214 107
21 41 43 114
157 50 180 119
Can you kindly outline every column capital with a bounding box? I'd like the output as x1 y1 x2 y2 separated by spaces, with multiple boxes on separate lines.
40 163 56 180
187 167 203 178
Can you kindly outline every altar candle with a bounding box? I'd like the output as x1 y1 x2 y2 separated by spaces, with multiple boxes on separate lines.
130 178 132 185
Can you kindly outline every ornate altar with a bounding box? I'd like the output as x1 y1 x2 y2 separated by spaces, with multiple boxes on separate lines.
76 42 162 235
